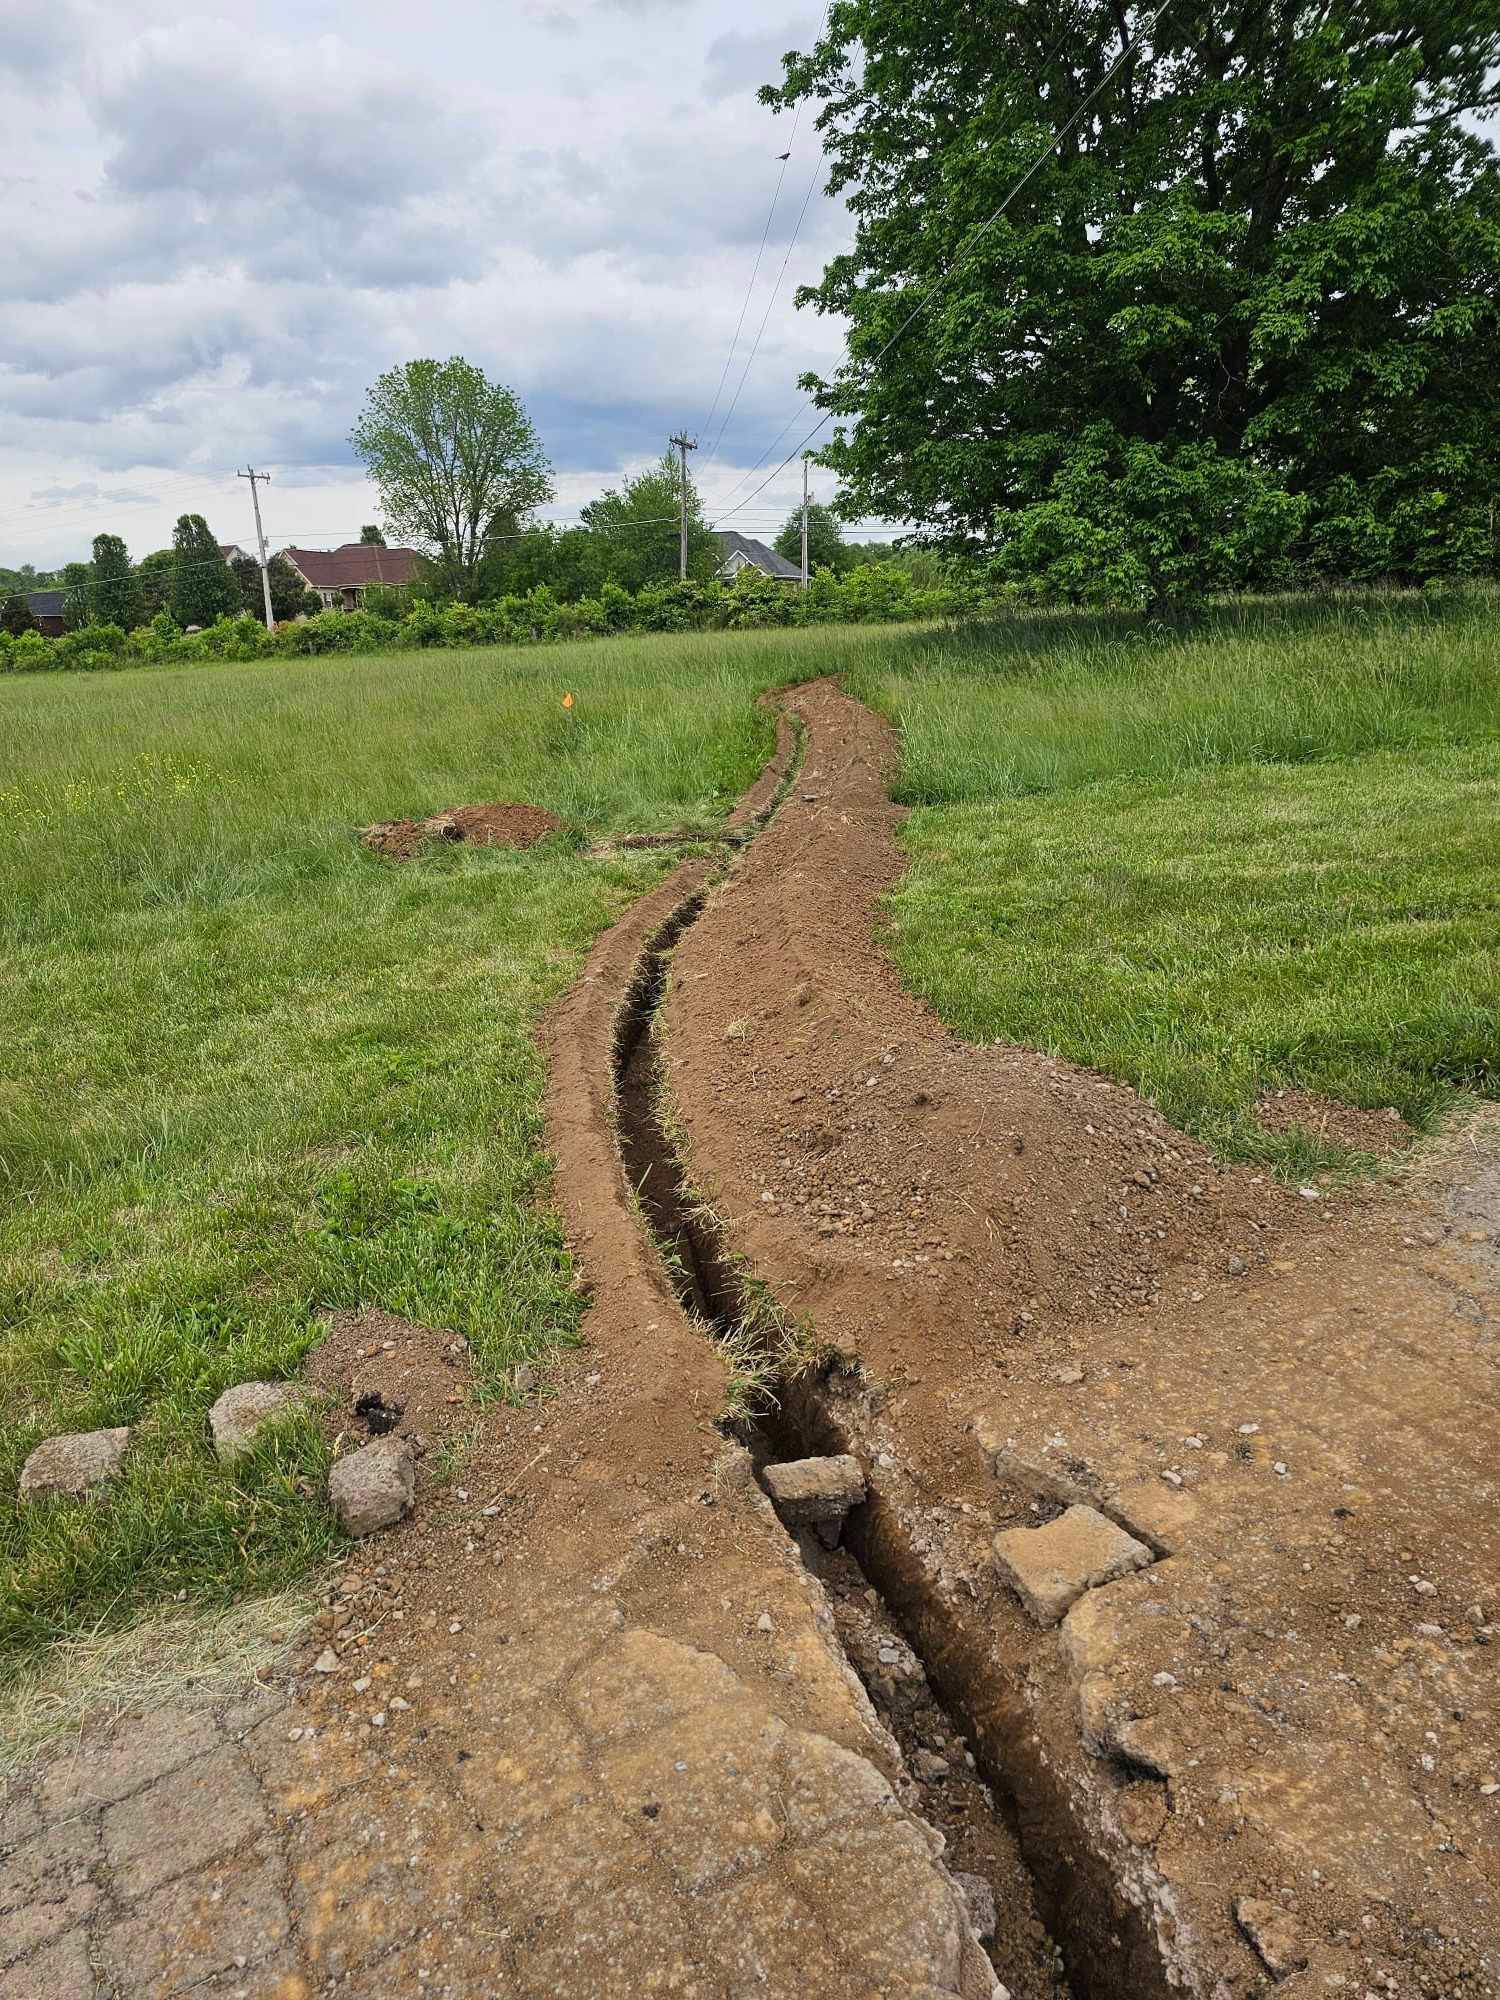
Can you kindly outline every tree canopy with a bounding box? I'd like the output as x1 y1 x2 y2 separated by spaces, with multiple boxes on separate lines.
774 501 845 574
765 0 1500 605
359 524 387 545
231 552 310 623
171 515 240 627
1 592 37 636
350 358 553 601
91 534 142 631
577 452 719 592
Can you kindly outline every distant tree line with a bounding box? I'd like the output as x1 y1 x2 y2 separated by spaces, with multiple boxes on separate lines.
0 516 324 638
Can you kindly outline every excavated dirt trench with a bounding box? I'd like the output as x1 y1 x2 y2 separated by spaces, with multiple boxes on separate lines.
609 821 1133 2000
608 678 1500 2000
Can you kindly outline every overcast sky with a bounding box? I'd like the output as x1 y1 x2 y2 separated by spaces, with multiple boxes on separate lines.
2 0 852 570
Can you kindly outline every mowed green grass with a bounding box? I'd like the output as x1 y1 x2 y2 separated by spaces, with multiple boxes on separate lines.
0 627 892 1657
846 593 1500 1167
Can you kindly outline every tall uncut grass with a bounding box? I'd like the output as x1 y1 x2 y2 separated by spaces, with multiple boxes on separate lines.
848 593 1500 802
847 592 1500 1165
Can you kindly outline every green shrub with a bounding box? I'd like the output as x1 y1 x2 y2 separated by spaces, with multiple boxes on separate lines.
0 559 993 676
0 630 50 673
53 623 129 672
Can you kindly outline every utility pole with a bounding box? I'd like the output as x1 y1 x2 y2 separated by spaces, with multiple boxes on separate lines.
238 467 275 631
668 433 697 582
800 454 810 589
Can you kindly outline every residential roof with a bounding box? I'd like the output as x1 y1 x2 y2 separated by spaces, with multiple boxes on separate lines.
712 530 801 580
280 544 421 589
24 590 64 618
218 544 249 563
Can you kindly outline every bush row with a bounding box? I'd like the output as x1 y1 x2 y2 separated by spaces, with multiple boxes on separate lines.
0 566 987 675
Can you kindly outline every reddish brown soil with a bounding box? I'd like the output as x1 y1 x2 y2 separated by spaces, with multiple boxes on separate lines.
306 1306 477 1472
662 679 1315 1385
663 679 1500 1996
362 800 562 859
1255 1088 1413 1156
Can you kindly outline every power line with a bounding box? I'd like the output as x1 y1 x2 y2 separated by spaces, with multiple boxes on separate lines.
707 0 1180 529
704 124 828 467
700 1 832 467
699 161 793 448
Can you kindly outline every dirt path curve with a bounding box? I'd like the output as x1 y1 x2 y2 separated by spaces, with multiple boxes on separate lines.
662 679 1500 1999
2 707 1011 2000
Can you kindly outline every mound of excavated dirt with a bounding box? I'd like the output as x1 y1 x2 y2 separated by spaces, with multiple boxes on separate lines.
1255 1086 1412 1155
362 800 562 860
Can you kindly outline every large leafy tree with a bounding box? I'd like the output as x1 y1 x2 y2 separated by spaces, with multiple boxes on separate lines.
350 358 553 601
774 501 846 574
359 524 386 545
1 592 37 636
136 549 177 619
579 452 719 592
231 553 309 623
170 515 240 627
60 561 94 631
766 2 1500 605
92 533 143 630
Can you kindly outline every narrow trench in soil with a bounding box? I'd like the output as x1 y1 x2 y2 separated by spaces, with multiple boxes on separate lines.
610 863 1086 2000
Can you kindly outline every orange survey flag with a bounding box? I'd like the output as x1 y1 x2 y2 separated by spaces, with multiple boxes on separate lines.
562 692 574 710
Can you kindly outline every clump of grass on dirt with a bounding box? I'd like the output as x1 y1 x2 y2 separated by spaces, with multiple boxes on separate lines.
0 625 892 1658
846 591 1500 1171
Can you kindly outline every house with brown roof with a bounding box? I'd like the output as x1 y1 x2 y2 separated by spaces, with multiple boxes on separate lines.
279 543 421 611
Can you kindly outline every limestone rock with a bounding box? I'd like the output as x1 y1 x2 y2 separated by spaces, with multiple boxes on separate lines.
1234 1897 1309 1979
953 1870 997 1942
19 1426 130 1501
992 1505 1153 1627
208 1382 310 1462
328 1438 414 1537
762 1454 866 1548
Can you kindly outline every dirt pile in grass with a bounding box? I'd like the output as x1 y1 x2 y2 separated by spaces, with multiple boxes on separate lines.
362 800 561 860
661 679 1312 1387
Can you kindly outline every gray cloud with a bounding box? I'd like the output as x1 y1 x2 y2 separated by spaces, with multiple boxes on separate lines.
704 22 806 102
0 0 83 79
0 0 851 569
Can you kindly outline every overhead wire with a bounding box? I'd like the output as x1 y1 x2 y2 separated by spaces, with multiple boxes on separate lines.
706 0 1180 529
700 1 834 471
697 2 832 449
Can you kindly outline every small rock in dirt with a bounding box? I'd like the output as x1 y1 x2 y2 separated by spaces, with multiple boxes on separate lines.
762 1454 866 1548
18 1425 130 1500
1234 1897 1309 1979
1055 1364 1085 1385
208 1381 310 1462
954 1872 997 1943
329 1438 415 1537
1116 1781 1170 1846
756 1611 774 1633
994 1506 1153 1628
312 1648 340 1674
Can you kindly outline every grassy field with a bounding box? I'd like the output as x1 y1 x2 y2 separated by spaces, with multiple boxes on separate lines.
845 592 1500 1166
0 628 897 1657
3 598 1496 1660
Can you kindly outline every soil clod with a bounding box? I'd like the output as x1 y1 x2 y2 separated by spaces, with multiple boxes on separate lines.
362 800 561 859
